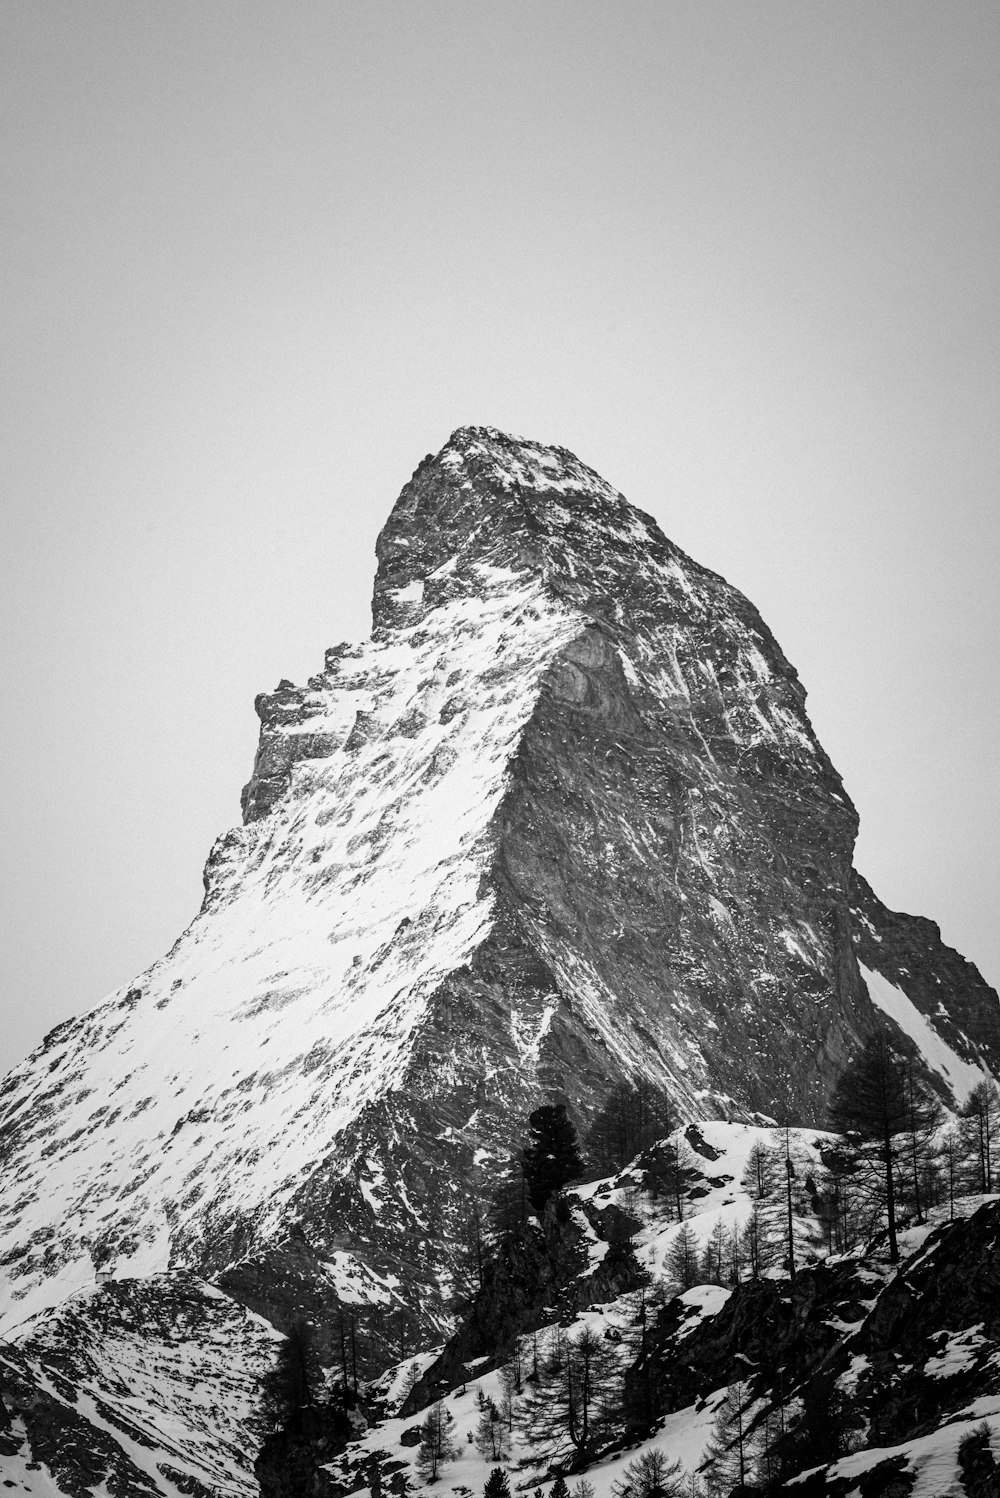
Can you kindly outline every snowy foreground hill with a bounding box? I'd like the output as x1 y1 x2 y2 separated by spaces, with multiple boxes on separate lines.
1 429 999 1493
276 1122 1000 1498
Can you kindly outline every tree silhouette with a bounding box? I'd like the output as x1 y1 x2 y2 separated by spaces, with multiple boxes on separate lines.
665 1222 700 1292
522 1105 583 1214
828 1032 915 1263
586 1081 676 1174
260 1317 321 1434
416 1402 455 1483
483 1468 511 1498
960 1080 1000 1193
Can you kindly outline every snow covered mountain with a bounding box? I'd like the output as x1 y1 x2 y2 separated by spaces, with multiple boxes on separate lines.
1 426 998 1493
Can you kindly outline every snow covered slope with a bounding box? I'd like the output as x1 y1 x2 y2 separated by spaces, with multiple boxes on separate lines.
310 1122 1000 1498
1 427 998 1492
0 1274 277 1497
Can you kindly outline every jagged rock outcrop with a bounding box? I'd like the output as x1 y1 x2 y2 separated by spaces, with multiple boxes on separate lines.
1 427 998 1493
623 1200 1000 1495
401 1197 646 1419
276 1128 1000 1498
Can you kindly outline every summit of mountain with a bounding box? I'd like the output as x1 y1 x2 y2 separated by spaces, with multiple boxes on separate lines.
1 427 997 1494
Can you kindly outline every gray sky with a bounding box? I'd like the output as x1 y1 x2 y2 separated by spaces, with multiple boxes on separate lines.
2 2 998 1076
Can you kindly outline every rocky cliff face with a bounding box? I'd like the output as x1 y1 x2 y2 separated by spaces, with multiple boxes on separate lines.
1 427 998 1493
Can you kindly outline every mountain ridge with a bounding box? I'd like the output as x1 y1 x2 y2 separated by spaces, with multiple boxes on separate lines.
1 426 998 1494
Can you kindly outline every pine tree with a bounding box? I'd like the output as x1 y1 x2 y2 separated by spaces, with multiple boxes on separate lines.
523 1105 584 1213
740 1201 778 1280
817 1141 875 1255
260 1316 321 1433
475 1397 508 1462
828 1032 914 1263
483 1469 511 1498
960 1080 1000 1193
940 1123 963 1219
699 1217 728 1286
741 1140 776 1200
518 1325 617 1458
489 1157 530 1238
780 1125 798 1279
647 1138 695 1221
726 1223 742 1287
900 1059 943 1222
549 1479 570 1498
665 1222 700 1293
416 1402 456 1483
748 1402 785 1491
586 1081 676 1174
455 1170 489 1297
611 1448 682 1498
701 1379 752 1496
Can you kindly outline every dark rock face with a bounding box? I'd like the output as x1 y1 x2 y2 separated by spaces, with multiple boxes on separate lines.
851 1203 1000 1449
851 870 1000 1098
401 1195 646 1418
1 427 997 1492
624 1258 867 1431
617 1202 1000 1496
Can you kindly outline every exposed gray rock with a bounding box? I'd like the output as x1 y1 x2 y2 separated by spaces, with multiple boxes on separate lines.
1 427 997 1493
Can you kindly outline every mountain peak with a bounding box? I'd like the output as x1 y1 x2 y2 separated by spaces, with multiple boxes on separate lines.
2 432 999 1495
371 426 660 633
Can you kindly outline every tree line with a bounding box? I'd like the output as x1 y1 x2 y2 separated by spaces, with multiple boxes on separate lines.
262 1047 999 1494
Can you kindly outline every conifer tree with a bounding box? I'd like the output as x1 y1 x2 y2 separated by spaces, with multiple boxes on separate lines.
475 1397 507 1462
741 1140 776 1200
610 1450 679 1498
828 1032 917 1263
701 1379 752 1496
518 1325 617 1458
940 1123 962 1219
665 1222 700 1292
416 1402 456 1483
260 1316 321 1433
611 1448 682 1498
549 1478 570 1498
817 1141 875 1254
523 1105 584 1213
489 1157 530 1238
587 1081 676 1174
901 1060 943 1221
726 1222 743 1287
739 1202 769 1280
699 1217 728 1286
960 1080 1000 1193
483 1469 510 1498
647 1138 695 1221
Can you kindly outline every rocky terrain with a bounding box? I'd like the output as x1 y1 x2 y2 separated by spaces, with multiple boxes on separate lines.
1 427 998 1494
262 1124 1000 1498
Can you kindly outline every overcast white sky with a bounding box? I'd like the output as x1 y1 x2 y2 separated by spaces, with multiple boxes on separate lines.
2 2 998 1075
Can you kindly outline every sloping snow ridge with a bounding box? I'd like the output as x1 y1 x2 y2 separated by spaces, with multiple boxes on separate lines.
860 962 991 1103
1 427 998 1494
0 560 583 1337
